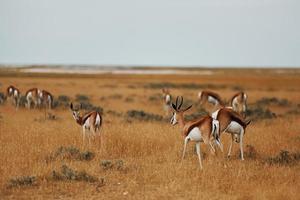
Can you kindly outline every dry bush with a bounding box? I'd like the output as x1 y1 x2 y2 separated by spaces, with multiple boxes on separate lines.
266 150 300 166
49 165 98 183
7 176 37 188
46 146 95 162
126 110 163 122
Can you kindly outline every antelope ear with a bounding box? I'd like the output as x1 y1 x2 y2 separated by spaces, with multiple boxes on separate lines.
171 103 177 111
70 102 73 110
183 105 193 112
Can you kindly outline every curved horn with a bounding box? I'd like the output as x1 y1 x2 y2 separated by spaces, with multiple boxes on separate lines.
183 105 193 112
175 96 179 108
178 96 183 110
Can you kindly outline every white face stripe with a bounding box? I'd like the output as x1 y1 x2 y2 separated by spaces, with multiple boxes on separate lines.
170 112 177 125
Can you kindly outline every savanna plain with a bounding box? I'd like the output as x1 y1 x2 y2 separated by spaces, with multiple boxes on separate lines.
0 69 299 199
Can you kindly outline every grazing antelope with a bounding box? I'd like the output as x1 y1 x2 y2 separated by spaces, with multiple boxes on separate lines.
39 90 53 109
230 92 247 117
25 88 40 109
70 103 102 145
170 96 222 169
6 85 21 109
198 90 224 109
212 107 251 160
162 88 172 116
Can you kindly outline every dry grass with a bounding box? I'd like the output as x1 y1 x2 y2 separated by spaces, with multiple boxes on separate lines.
0 69 300 199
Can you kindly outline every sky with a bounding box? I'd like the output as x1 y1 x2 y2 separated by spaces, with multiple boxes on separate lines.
0 0 299 67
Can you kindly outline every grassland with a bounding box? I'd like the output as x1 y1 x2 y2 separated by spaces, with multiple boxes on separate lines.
0 69 299 199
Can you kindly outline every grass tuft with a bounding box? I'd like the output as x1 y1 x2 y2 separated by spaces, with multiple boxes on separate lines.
47 146 95 162
7 176 37 188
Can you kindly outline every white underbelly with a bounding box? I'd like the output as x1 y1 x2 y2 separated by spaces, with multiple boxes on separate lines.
226 121 243 134
187 127 203 142
84 120 90 129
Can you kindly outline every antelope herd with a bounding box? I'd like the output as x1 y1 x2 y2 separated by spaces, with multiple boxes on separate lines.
2 84 251 170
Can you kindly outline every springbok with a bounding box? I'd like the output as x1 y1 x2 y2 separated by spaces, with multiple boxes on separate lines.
212 107 251 160
70 103 102 145
170 96 222 169
198 90 224 109
162 88 172 116
25 88 40 109
39 90 53 109
6 85 21 109
230 92 247 117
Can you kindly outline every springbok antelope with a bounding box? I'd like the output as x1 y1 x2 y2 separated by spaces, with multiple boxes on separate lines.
39 90 53 109
70 103 102 145
230 92 247 116
25 88 40 109
198 90 224 109
162 88 172 116
6 85 21 109
212 107 251 160
170 96 222 169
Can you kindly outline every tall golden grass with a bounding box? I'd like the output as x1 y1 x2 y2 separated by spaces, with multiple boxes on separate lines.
0 70 299 199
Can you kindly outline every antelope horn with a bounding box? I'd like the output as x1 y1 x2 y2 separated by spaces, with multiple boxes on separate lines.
175 96 179 109
178 96 183 110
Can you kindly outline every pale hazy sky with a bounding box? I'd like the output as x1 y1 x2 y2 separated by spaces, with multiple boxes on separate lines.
0 0 299 67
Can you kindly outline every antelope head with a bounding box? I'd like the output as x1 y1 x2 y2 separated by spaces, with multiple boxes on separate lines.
70 102 82 121
170 96 192 125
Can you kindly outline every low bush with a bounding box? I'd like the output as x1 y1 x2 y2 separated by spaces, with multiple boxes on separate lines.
255 97 290 107
50 165 98 183
19 96 27 107
47 146 95 162
266 150 300 166
53 95 71 109
245 106 276 121
100 159 124 170
126 110 163 122
75 94 89 102
7 176 37 188
144 82 226 90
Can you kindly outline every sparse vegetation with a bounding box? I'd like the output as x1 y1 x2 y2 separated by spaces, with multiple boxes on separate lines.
19 96 27 107
53 95 71 108
0 70 300 199
75 94 89 102
255 97 290 107
245 106 276 121
144 82 226 89
7 176 37 188
100 159 124 170
50 165 98 183
126 110 163 121
47 146 95 162
266 150 300 166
